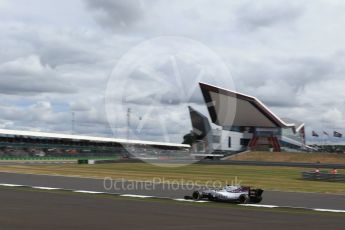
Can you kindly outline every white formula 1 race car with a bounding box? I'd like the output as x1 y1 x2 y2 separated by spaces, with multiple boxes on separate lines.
185 185 264 204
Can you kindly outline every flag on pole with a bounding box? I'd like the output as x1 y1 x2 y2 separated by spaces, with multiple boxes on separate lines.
333 131 342 138
312 131 319 137
323 131 329 136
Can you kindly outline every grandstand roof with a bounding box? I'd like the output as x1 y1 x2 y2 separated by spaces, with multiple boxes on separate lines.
0 128 190 148
199 82 301 130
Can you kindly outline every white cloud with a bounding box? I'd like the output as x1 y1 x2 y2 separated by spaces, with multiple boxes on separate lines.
235 0 304 30
0 55 75 95
84 0 145 30
0 0 345 143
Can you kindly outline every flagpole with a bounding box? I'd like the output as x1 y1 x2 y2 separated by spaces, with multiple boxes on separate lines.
321 125 325 150
321 123 325 151
332 126 337 151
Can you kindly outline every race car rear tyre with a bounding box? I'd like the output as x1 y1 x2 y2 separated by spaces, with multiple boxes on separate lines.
250 197 262 204
239 194 250 204
192 191 202 200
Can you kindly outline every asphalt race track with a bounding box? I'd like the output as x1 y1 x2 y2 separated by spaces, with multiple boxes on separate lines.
0 188 344 230
0 172 345 210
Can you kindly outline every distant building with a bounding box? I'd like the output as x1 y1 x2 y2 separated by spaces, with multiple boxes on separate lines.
188 83 306 156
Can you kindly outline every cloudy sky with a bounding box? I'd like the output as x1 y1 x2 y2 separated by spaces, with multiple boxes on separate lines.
1 0 345 144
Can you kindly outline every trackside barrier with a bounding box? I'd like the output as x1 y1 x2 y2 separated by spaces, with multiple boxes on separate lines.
77 159 88 164
302 171 345 182
77 159 118 164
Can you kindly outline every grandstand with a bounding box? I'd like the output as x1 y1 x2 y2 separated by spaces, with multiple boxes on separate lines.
0 129 190 159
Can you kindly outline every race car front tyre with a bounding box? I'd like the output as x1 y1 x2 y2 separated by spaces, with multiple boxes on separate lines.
192 191 202 200
239 194 250 204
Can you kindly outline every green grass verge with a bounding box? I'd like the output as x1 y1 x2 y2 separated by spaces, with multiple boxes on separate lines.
0 163 344 194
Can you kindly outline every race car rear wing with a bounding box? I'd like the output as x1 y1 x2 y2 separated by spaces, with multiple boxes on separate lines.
249 188 264 198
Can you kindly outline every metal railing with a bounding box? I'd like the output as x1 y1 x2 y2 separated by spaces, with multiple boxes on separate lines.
302 171 345 182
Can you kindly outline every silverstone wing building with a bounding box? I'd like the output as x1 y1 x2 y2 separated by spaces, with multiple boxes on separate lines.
189 82 306 155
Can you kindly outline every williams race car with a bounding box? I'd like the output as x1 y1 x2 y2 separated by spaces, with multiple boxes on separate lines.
184 185 264 204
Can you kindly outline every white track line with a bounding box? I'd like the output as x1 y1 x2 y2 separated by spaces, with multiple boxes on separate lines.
174 198 209 203
121 194 153 198
239 204 278 208
0 183 23 187
313 208 345 213
73 190 104 194
0 183 344 213
174 198 195 202
32 186 59 190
